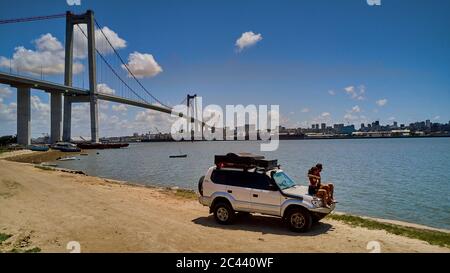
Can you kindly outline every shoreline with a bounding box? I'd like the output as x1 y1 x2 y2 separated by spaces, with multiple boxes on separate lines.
5 150 449 233
1 151 449 252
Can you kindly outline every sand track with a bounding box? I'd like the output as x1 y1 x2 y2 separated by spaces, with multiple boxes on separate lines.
0 159 448 253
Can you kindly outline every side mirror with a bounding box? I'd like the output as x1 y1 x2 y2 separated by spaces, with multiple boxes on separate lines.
268 184 278 191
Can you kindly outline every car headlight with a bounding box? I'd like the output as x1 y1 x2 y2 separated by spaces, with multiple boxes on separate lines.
311 199 323 207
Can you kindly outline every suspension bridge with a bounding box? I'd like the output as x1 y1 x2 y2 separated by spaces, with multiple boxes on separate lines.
0 10 200 145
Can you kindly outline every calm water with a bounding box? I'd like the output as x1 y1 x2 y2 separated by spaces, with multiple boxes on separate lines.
55 138 450 229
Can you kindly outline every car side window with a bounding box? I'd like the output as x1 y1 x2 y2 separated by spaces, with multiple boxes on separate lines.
211 170 276 191
210 170 229 185
246 172 276 191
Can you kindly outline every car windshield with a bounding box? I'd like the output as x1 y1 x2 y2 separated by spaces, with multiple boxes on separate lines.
272 171 297 190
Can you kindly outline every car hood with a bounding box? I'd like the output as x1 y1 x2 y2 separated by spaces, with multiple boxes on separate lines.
281 185 309 198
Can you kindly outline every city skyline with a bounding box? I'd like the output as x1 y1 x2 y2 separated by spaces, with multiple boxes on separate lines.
1 0 449 137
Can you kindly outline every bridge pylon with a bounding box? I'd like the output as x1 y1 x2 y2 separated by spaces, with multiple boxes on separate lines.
63 10 99 143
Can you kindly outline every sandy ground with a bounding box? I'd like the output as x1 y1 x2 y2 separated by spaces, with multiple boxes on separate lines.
0 158 448 253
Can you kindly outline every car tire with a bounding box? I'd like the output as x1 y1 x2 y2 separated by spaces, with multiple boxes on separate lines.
286 207 312 232
198 176 205 196
213 202 235 225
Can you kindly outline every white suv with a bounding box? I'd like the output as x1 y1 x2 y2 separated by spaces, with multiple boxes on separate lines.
198 153 335 232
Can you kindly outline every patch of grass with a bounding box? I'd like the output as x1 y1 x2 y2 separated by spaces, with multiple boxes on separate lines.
327 214 450 248
24 247 41 253
0 233 12 244
167 188 198 200
6 247 41 253
34 165 55 171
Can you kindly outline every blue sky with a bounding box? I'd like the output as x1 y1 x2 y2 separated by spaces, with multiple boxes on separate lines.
0 0 449 137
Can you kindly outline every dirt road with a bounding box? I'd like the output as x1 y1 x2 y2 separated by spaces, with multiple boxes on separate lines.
0 159 448 253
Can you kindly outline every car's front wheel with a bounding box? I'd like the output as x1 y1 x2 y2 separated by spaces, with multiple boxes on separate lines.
213 202 235 225
286 207 312 232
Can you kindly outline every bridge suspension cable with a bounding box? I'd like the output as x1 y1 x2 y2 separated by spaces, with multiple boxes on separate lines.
94 18 171 109
75 24 150 105
0 13 66 25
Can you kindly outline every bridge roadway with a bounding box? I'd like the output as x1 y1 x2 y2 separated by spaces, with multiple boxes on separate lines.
0 72 185 145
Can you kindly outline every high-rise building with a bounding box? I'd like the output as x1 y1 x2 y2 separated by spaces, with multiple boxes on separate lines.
393 121 398 128
321 123 326 130
426 120 431 128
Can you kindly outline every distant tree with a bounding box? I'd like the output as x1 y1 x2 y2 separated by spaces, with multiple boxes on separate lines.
0 135 17 146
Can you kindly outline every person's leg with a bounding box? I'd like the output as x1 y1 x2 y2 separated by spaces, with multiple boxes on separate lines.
320 185 332 200
317 189 330 207
327 183 334 199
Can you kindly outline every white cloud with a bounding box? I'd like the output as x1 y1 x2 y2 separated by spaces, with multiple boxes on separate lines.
311 112 332 125
0 99 16 122
344 86 355 95
344 85 366 100
0 33 83 76
0 86 12 97
112 104 127 113
122 52 163 78
328 90 335 96
301 108 310 113
351 105 361 113
344 113 358 121
73 25 127 58
388 117 396 121
434 115 440 120
31 95 50 113
235 31 263 52
134 109 175 132
97 83 115 95
376 99 388 107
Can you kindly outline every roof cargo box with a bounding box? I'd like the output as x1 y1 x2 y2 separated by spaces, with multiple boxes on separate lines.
215 153 278 170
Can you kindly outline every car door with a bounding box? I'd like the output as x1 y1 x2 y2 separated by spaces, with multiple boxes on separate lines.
225 171 253 211
212 170 252 211
249 173 282 216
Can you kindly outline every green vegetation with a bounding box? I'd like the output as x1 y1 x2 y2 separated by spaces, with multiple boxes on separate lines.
0 135 16 146
167 188 198 200
34 165 56 171
24 247 41 253
327 214 450 248
8 247 41 253
0 233 12 244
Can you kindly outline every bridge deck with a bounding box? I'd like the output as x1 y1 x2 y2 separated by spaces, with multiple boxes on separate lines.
0 72 177 115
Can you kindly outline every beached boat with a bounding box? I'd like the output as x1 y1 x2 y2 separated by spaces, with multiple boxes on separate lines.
77 143 129 150
57 157 77 161
52 142 81 152
28 145 49 152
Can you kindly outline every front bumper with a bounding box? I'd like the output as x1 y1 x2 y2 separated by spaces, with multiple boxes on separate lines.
309 203 336 214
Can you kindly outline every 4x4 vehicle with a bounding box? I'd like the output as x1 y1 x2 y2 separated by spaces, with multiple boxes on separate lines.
198 153 335 232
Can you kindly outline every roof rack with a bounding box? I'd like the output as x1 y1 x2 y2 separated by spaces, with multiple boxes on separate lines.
215 153 278 170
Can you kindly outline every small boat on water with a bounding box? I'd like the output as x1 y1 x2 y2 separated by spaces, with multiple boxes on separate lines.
169 154 188 158
52 142 81 152
57 157 77 161
41 163 58 167
28 145 49 152
77 143 129 150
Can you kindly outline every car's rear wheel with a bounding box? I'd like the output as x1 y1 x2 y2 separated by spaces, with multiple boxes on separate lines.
213 202 235 225
286 207 312 232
